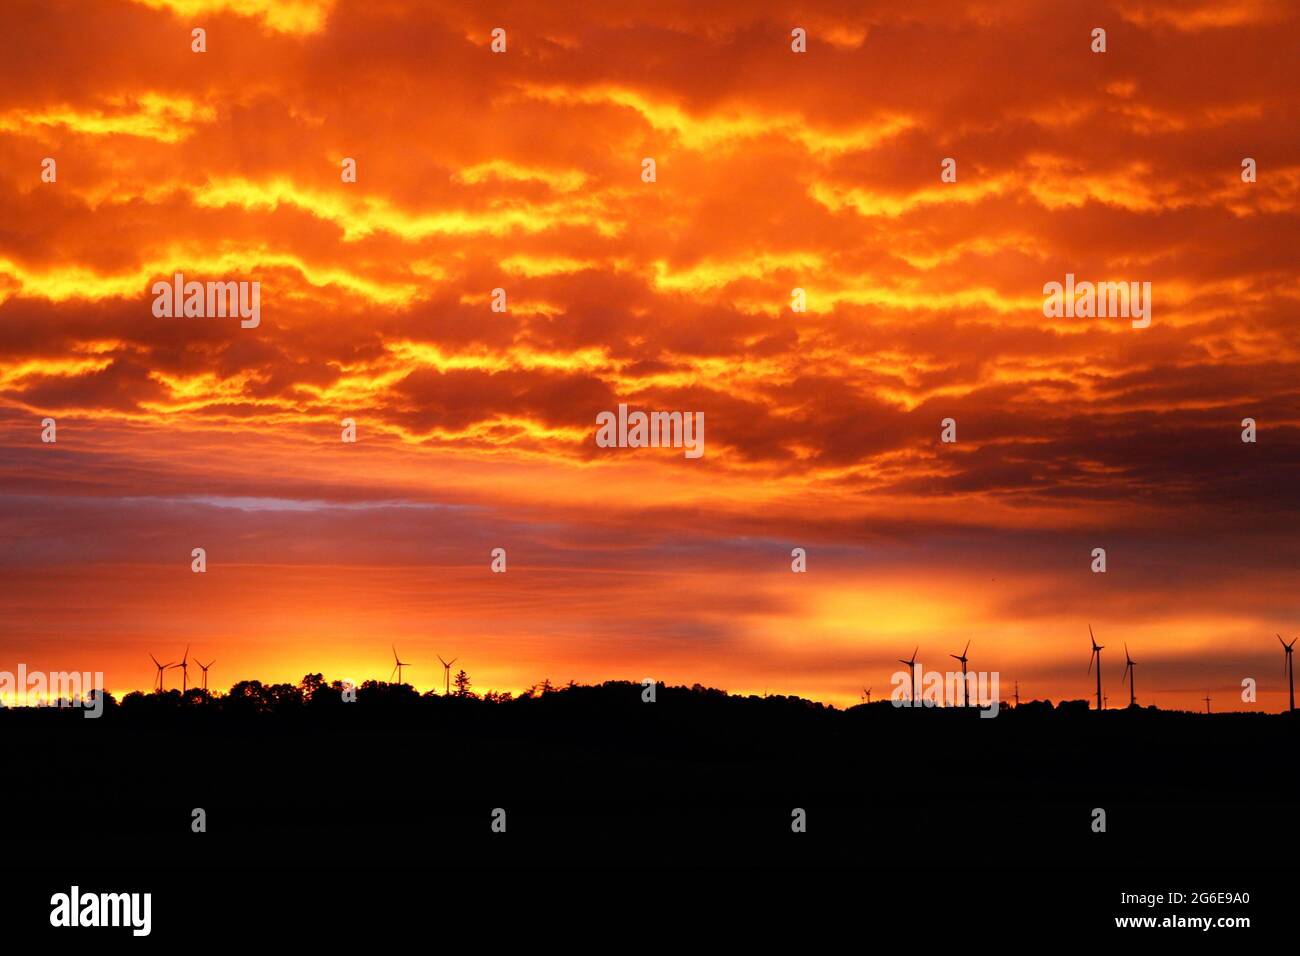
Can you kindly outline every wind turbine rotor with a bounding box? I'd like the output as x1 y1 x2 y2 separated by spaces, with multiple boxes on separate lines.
1088 624 1103 652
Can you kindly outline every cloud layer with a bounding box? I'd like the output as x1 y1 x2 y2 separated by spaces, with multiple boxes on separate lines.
1 0 1298 708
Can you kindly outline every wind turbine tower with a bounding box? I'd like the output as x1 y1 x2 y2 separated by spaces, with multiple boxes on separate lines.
949 640 971 707
390 645 411 686
174 644 191 693
438 655 458 696
150 653 175 693
1279 635 1296 712
1121 644 1137 708
1087 625 1104 712
898 647 919 708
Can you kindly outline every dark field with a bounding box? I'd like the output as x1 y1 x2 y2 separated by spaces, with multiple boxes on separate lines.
3 682 1293 937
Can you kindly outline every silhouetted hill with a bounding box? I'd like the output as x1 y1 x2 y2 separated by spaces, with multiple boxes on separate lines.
2 675 1295 874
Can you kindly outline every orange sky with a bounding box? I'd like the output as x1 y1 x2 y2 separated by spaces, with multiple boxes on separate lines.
1 0 1298 710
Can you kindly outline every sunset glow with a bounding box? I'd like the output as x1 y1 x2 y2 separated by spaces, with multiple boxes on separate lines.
2 0 1298 711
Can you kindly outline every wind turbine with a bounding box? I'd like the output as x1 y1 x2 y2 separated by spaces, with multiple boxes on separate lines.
861 687 872 704
438 655 457 696
1121 644 1137 708
1203 694 1212 714
150 653 175 692
898 647 919 708
1013 681 1020 707
197 659 215 691
390 645 411 686
172 644 191 693
1279 635 1296 712
1087 625 1104 712
949 640 971 708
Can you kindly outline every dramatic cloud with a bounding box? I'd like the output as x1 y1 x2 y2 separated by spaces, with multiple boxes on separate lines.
1 0 1297 708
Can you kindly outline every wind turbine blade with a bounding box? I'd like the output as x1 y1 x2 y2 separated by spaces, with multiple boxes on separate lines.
962 640 970 657
1087 652 1093 675
390 664 398 680
150 653 160 666
449 658 457 666
949 654 961 662
1279 634 1286 648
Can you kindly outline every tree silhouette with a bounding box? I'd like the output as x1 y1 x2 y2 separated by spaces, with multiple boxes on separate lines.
226 679 271 713
85 688 117 711
453 669 472 697
300 673 325 699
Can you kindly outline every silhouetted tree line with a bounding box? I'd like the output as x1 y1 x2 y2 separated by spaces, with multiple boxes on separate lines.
1 676 1281 723
115 670 498 715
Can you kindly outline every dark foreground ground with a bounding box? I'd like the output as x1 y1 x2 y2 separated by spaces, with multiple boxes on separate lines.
1 681 1294 939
